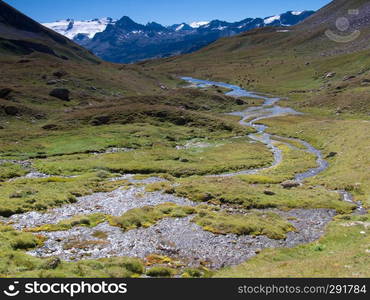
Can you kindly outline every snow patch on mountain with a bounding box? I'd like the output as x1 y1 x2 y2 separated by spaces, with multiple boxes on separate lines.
43 17 116 39
189 21 210 28
176 24 185 31
264 15 281 24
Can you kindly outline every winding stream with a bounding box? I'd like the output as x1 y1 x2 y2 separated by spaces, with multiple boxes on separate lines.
182 77 365 214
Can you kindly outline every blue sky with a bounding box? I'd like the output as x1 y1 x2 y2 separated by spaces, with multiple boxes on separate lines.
5 0 331 25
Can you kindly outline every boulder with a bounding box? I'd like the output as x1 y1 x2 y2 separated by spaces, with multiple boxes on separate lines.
236 98 245 105
0 88 13 98
43 257 61 270
49 88 70 101
4 106 19 116
264 190 275 196
53 70 67 78
343 75 356 81
326 152 337 158
47 80 60 85
361 79 370 86
281 181 300 189
42 124 59 130
90 115 111 126
325 72 336 79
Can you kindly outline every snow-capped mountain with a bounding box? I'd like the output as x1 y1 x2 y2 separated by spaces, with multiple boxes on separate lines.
43 17 116 39
189 21 210 28
44 11 314 63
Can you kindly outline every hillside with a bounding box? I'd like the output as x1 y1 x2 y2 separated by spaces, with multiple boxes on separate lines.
0 0 100 62
0 0 174 125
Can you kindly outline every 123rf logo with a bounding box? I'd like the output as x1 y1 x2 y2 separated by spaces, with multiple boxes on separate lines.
325 9 361 43
3 281 128 297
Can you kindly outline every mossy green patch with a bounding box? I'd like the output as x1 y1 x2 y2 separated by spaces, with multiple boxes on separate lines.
26 213 108 232
109 203 196 231
193 207 296 239
214 214 370 278
0 162 28 181
0 173 127 217
169 176 354 213
0 223 146 278
33 138 273 177
146 266 176 277
240 142 318 183
260 115 370 208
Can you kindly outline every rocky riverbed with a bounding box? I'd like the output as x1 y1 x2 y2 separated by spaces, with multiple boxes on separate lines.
27 209 335 269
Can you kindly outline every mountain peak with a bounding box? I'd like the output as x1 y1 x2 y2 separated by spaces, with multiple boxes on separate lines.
115 16 145 31
146 21 167 31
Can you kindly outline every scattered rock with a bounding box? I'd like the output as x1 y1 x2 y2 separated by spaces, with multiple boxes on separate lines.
289 90 306 94
4 106 19 116
325 72 336 79
281 181 300 189
34 113 46 120
343 75 356 81
264 190 275 196
236 98 245 105
90 115 111 126
53 70 67 78
326 152 337 159
47 80 59 85
49 88 70 101
43 257 61 270
0 88 13 98
42 124 59 130
361 79 370 86
17 59 31 64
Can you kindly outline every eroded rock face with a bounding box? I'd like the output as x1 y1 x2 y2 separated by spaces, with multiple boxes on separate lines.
49 88 70 101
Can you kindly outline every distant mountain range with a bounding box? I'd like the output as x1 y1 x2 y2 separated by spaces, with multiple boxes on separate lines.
43 10 315 63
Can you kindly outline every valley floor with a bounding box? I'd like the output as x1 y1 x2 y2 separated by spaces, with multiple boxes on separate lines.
0 75 368 278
